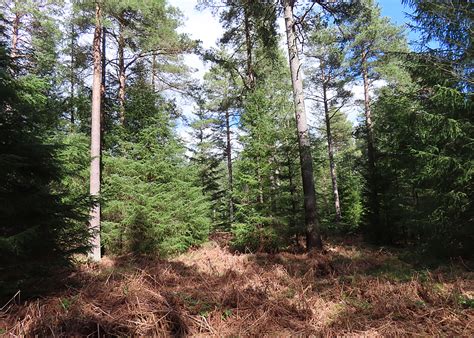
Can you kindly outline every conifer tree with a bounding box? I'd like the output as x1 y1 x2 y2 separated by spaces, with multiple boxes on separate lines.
282 0 322 250
368 0 473 254
305 22 352 223
89 0 102 261
189 95 226 227
104 0 195 124
0 15 90 294
347 0 407 240
101 78 211 255
202 56 241 227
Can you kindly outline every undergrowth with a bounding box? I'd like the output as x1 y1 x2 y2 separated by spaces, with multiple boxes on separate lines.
0 236 472 336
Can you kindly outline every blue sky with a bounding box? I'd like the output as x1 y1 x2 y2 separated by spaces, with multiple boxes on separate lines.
379 0 410 23
378 0 420 44
172 0 422 136
173 0 421 79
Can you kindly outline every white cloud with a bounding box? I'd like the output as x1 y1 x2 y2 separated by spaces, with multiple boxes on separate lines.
172 1 223 146
174 0 223 80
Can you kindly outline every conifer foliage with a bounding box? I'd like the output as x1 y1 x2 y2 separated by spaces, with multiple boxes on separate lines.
0 16 90 291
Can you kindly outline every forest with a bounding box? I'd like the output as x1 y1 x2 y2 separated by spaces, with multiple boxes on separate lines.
0 0 472 335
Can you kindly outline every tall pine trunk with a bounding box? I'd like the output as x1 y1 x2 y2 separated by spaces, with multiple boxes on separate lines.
243 4 255 89
321 66 342 222
118 15 126 124
89 1 102 261
225 108 234 225
70 21 75 125
10 10 21 75
283 0 322 250
362 59 380 234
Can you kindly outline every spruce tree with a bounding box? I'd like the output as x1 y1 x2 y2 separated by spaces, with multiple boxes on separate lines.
189 95 226 228
0 17 90 295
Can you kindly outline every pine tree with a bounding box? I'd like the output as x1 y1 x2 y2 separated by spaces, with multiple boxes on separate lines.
88 0 102 261
104 0 196 124
0 0 63 77
305 21 353 223
282 0 323 250
347 0 407 240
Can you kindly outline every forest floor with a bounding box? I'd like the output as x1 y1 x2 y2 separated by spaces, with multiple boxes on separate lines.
1 234 473 336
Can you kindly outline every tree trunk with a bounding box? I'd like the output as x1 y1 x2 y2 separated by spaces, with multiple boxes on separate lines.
321 67 342 222
118 15 126 124
100 26 106 186
243 4 255 89
287 151 298 227
257 163 264 204
11 13 20 58
269 155 277 213
70 21 75 125
101 26 106 121
89 1 102 262
10 10 21 75
151 54 157 92
225 108 234 224
283 0 322 251
362 59 380 233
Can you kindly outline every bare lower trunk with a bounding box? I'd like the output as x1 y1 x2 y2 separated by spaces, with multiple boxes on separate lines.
89 1 102 262
362 61 379 232
283 0 322 251
118 16 126 124
100 26 106 185
225 109 234 224
70 22 75 125
321 68 342 222
101 26 107 107
287 152 298 226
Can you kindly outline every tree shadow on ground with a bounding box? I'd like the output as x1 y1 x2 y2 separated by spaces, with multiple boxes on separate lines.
1 239 472 336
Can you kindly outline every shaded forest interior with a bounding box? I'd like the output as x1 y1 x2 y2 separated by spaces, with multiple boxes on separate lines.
0 0 472 335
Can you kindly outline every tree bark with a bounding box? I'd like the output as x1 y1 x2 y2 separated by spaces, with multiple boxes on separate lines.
287 152 298 227
70 21 75 125
10 10 22 75
225 108 234 224
362 58 380 232
118 15 126 124
283 0 322 250
243 3 255 89
100 26 106 186
11 13 20 58
89 1 102 262
151 53 157 92
321 65 342 222
101 26 106 120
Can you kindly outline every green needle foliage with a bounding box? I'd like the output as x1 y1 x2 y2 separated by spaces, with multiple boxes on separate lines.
0 19 90 294
102 80 211 256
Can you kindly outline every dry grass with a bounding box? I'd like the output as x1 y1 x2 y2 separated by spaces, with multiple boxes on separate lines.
1 236 473 336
